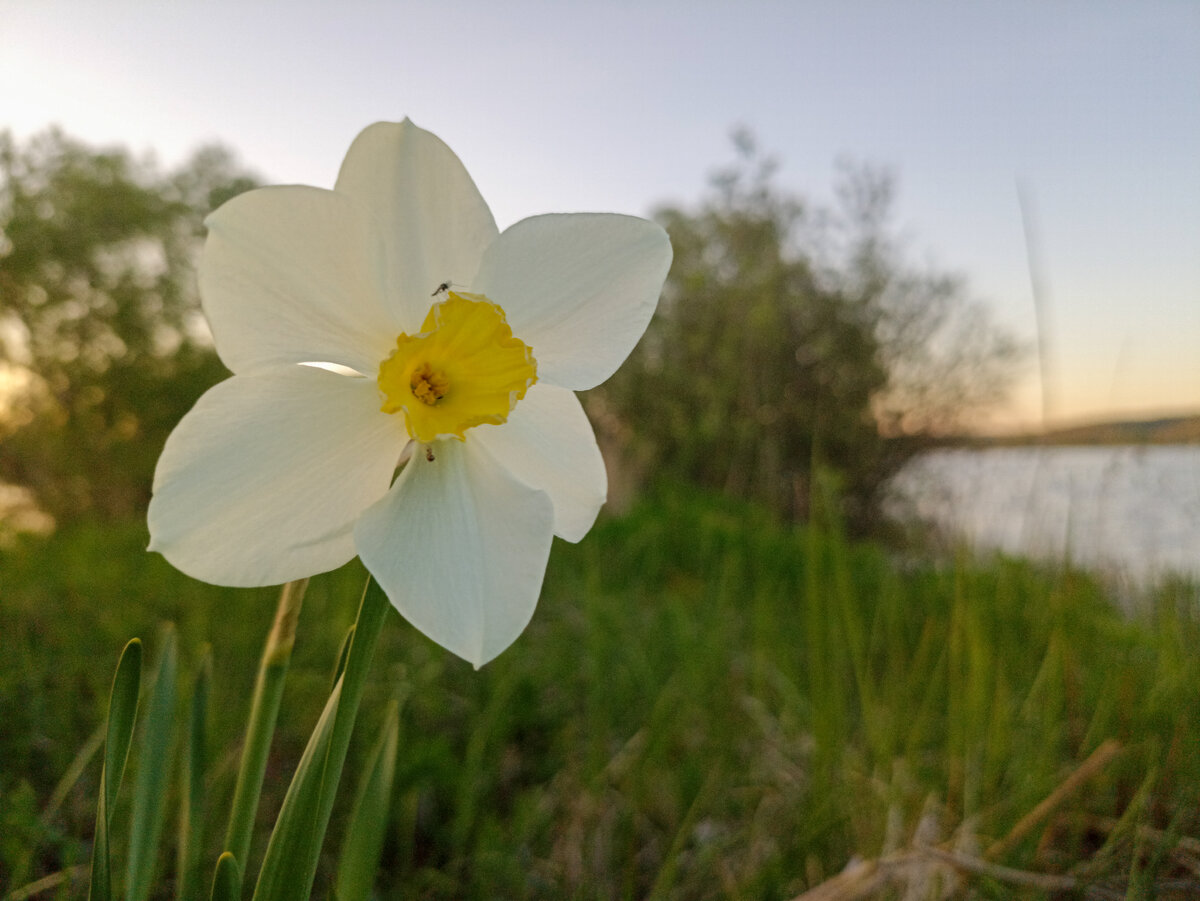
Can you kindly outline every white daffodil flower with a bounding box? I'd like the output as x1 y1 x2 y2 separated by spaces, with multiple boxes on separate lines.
148 119 671 667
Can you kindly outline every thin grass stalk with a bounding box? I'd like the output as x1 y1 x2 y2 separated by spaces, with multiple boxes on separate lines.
450 668 520 854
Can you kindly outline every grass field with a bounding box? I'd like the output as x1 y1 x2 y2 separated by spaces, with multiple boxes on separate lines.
2 485 1198 899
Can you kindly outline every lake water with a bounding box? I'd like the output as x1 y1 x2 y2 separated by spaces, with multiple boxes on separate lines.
889 445 1200 585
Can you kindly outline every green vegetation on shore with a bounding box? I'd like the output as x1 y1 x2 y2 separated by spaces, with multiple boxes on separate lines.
3 486 1198 899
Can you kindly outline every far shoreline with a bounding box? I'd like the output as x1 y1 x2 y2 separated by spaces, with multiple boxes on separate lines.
947 413 1200 448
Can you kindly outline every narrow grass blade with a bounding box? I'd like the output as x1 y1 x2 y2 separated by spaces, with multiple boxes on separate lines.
987 739 1122 861
125 625 179 901
646 765 723 901
209 853 241 901
87 638 143 901
251 577 390 901
335 699 400 901
177 647 212 901
224 578 308 879
43 721 105 826
450 670 519 854
331 624 355 693
6 864 89 901
104 640 144 823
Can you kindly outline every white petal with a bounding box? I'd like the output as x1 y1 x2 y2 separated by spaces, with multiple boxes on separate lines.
473 384 605 542
354 439 554 668
200 186 398 375
334 120 499 331
148 366 405 586
473 213 672 390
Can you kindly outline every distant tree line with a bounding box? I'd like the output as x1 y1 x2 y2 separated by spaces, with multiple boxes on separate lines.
0 128 1019 533
595 132 1020 532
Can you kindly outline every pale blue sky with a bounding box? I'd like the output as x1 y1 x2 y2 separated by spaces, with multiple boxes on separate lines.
2 0 1197 428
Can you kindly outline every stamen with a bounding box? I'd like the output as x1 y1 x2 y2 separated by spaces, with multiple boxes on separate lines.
410 362 449 405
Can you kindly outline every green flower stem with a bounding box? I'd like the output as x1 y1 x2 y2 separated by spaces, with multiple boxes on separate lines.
222 578 308 874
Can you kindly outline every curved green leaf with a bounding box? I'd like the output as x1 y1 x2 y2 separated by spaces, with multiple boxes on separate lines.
210 853 241 901
126 625 179 901
88 638 143 901
104 639 143 821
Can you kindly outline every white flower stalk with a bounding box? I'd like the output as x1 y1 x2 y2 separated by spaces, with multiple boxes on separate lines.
148 120 671 667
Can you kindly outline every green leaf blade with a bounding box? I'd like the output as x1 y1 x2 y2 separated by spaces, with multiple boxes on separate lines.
125 626 180 901
335 699 400 901
250 681 343 901
88 638 143 901
177 647 212 901
209 852 241 901
103 639 143 821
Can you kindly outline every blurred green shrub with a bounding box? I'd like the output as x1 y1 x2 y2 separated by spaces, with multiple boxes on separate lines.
595 133 1021 531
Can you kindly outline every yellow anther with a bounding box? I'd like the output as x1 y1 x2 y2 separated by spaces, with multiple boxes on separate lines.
410 362 449 405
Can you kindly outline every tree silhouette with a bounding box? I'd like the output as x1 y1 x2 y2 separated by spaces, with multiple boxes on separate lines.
596 136 1020 530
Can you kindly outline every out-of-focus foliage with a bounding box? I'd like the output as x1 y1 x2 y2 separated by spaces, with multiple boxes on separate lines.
0 129 257 522
596 134 1021 530
825 160 1022 437
3 492 1198 899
